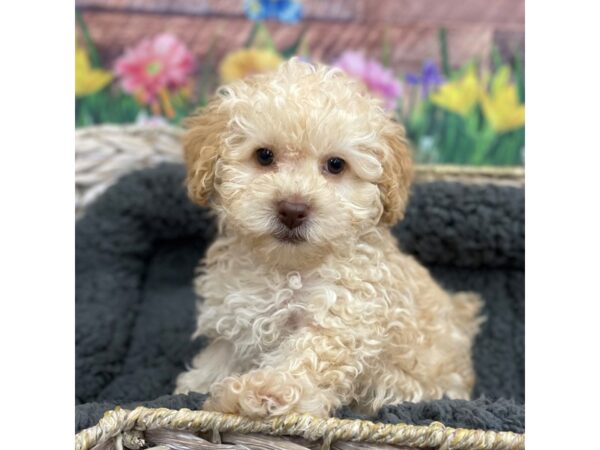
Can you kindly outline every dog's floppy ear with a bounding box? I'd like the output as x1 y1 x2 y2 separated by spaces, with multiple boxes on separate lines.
378 118 414 225
183 97 228 206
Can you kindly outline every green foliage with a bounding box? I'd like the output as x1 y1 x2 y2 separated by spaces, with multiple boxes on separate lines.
406 94 524 166
438 28 451 77
406 102 524 167
76 88 140 127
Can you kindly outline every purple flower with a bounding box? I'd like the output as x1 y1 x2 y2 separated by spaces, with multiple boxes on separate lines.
406 59 444 98
333 51 402 110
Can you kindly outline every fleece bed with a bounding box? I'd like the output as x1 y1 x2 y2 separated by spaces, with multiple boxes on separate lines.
75 163 524 444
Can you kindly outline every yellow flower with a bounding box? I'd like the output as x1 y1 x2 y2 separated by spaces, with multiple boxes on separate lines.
75 48 113 97
480 66 525 133
219 48 284 83
430 68 480 115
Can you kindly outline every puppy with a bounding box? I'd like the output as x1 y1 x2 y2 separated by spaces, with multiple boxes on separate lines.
174 59 482 418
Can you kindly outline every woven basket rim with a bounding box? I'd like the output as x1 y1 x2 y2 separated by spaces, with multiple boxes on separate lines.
415 164 524 180
74 406 525 450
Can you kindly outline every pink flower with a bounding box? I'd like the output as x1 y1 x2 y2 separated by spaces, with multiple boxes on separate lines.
333 51 402 110
114 33 194 104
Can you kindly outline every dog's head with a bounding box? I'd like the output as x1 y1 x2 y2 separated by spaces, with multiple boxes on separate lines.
184 59 412 262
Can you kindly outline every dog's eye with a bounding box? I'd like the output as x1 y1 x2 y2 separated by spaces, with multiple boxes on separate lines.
256 148 274 166
326 157 345 175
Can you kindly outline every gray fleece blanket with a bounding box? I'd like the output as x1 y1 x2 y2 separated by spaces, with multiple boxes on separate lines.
75 164 524 433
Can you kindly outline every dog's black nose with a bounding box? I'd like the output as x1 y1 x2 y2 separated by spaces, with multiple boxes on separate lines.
277 200 309 229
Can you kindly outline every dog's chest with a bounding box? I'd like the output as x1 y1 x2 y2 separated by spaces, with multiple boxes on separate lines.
236 271 309 327
197 269 319 347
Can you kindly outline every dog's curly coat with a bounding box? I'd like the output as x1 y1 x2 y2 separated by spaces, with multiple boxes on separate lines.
175 59 483 418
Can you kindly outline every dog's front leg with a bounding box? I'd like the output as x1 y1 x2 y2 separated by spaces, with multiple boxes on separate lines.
203 328 364 418
174 339 240 395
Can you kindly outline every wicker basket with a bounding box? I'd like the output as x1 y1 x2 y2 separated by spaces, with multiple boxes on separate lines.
75 124 524 216
75 124 525 450
75 124 184 216
75 408 524 450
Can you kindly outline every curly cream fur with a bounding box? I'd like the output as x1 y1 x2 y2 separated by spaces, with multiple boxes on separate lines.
175 59 483 418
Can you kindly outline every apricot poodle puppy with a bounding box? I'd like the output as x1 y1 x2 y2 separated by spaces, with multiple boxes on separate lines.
174 59 482 418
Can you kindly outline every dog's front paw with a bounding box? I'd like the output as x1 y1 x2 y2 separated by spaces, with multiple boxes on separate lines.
174 369 213 395
203 369 314 418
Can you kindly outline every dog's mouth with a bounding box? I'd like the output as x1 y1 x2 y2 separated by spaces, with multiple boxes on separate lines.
272 228 307 245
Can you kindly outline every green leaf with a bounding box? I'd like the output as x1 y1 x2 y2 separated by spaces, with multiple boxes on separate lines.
491 65 512 95
244 22 261 48
252 22 277 51
281 27 308 59
491 44 503 72
381 26 392 67
470 125 496 165
76 11 102 68
463 109 480 137
438 28 451 77
445 112 460 162
513 46 525 103
501 128 525 165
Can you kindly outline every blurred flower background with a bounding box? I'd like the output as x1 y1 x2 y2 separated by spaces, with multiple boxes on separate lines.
75 0 525 166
